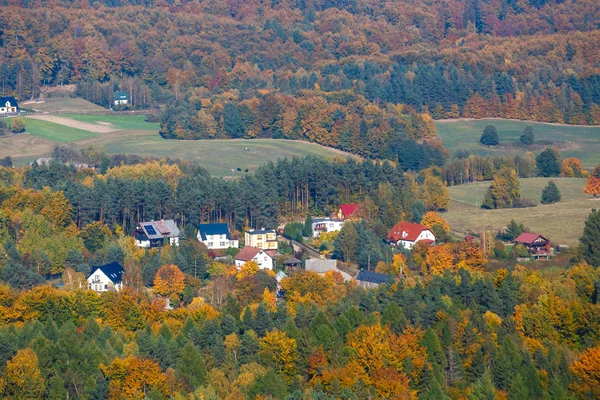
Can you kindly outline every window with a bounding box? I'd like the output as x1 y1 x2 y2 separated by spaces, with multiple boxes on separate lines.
257 235 263 240
220 242 226 247
208 242 213 247
104 285 108 289
95 274 100 281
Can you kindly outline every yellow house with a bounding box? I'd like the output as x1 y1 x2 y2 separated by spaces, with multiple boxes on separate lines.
245 229 278 250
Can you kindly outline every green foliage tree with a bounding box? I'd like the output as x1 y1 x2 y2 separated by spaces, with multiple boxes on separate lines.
223 103 245 138
541 180 561 204
520 126 534 145
480 125 499 146
580 209 600 267
468 370 496 400
536 148 561 177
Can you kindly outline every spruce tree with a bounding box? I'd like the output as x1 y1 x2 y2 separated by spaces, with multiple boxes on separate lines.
480 125 499 146
253 302 273 337
519 126 534 145
302 214 313 238
541 180 561 204
508 373 530 400
536 148 561 177
580 209 600 266
468 370 496 400
177 341 207 387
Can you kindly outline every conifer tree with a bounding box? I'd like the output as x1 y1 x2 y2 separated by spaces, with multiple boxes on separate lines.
519 126 534 145
580 209 600 267
541 180 561 204
480 125 499 146
302 214 313 238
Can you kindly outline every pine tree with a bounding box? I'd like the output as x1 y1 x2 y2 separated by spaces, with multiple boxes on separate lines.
519 126 534 145
253 302 273 337
580 209 600 267
480 125 499 146
536 148 561 177
177 341 207 388
468 370 496 400
541 180 561 204
508 373 530 400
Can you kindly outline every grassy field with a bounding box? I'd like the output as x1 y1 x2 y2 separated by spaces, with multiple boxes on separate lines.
23 97 107 113
435 119 600 167
58 114 160 131
444 177 593 247
21 118 98 143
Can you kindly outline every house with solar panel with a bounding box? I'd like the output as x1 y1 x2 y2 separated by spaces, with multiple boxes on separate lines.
197 223 239 250
87 262 125 292
356 270 391 289
134 220 180 248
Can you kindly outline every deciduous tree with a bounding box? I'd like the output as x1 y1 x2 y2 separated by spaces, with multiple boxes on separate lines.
154 264 186 296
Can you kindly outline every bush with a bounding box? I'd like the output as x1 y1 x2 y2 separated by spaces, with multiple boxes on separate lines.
10 117 25 133
513 198 537 208
480 125 499 146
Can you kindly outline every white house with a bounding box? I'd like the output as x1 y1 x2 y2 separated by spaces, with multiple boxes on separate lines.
305 259 352 282
87 262 125 292
312 217 344 238
387 222 436 249
114 91 129 106
245 229 278 250
134 219 180 248
234 246 274 270
198 223 239 250
0 97 19 116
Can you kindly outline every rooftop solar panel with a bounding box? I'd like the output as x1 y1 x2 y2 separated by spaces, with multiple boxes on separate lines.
145 225 157 235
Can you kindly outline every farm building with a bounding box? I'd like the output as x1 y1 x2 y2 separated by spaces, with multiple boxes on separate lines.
356 270 391 289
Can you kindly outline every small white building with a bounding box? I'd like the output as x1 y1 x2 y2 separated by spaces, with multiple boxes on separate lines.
134 219 180 248
0 97 19 116
312 218 344 238
234 246 274 270
305 259 352 282
387 222 436 249
87 262 124 292
114 91 129 106
245 229 278 250
198 223 239 250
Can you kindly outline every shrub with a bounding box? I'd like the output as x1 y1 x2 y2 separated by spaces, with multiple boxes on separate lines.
10 118 25 133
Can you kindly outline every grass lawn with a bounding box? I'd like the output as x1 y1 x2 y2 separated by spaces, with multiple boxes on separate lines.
23 118 98 143
58 114 160 131
95 133 355 178
435 119 600 167
445 177 593 247
25 97 108 113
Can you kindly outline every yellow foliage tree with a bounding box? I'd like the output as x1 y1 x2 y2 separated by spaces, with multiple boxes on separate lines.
236 260 259 280
154 264 186 296
421 211 450 233
101 356 168 400
3 348 45 399
259 330 298 377
422 175 450 211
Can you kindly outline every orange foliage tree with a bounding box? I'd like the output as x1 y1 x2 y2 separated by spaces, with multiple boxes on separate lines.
424 244 455 275
259 330 298 378
154 264 186 297
101 356 168 400
570 346 600 398
421 211 450 234
584 165 600 197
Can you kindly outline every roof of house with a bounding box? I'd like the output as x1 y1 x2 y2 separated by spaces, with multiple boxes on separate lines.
388 222 432 242
247 229 276 235
264 250 279 259
88 262 125 284
276 271 288 281
235 246 263 262
356 270 390 284
139 219 180 240
515 232 547 245
339 203 361 218
114 91 128 99
198 223 230 241
0 96 18 107
313 217 344 224
284 257 301 265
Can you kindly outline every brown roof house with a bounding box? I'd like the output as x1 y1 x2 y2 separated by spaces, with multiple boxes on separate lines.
514 232 550 253
234 246 274 270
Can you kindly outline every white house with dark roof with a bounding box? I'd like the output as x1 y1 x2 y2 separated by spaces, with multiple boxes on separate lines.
114 91 129 106
198 223 239 250
134 219 180 248
87 262 125 292
0 97 19 116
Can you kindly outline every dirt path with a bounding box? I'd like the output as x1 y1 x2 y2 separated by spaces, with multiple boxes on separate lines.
27 115 117 133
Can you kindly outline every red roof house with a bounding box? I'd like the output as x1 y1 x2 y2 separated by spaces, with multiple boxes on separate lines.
234 246 274 270
388 222 436 249
337 203 362 220
514 232 549 252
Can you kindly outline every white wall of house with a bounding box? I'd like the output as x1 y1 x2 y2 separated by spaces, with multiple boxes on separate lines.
312 219 344 238
235 252 274 270
134 239 151 248
198 232 239 249
397 229 435 249
114 99 128 105
87 270 122 292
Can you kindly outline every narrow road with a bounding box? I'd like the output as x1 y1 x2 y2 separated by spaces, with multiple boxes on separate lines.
278 235 323 259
